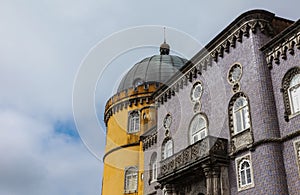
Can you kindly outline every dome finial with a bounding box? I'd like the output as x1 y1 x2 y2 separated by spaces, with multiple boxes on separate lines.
160 27 170 55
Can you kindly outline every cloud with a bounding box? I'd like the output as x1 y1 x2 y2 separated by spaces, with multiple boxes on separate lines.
0 110 101 195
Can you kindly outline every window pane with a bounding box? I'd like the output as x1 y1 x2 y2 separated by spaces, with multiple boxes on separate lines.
200 129 206 139
235 112 242 132
193 135 198 143
165 140 173 158
241 170 246 185
246 168 251 184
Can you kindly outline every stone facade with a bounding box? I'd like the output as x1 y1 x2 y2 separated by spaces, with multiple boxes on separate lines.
142 10 300 195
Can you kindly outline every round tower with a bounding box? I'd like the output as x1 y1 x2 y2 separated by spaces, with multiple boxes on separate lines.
102 43 187 195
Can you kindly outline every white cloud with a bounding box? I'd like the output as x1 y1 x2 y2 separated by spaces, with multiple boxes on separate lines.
0 110 101 195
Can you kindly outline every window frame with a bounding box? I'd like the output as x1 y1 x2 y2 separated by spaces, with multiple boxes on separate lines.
233 97 250 134
228 92 252 136
128 110 140 133
288 74 300 114
189 113 208 144
124 166 138 193
149 152 158 183
162 138 173 159
282 67 300 121
293 140 300 177
236 154 254 191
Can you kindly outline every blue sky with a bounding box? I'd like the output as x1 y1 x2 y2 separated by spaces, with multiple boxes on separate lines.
0 0 299 194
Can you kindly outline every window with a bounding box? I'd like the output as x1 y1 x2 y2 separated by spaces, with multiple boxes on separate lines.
236 154 254 191
128 111 140 133
288 74 300 114
124 167 138 193
162 139 173 159
294 140 300 176
189 114 208 144
240 160 252 186
282 67 300 120
233 97 250 134
190 81 203 102
228 93 253 152
149 153 157 182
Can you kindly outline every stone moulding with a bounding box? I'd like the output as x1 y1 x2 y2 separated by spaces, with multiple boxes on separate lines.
155 18 275 106
265 31 300 69
262 20 300 69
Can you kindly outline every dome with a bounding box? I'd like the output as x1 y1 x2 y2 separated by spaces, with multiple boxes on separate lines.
117 54 188 92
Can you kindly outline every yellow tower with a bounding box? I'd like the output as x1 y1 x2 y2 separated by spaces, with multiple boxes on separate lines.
102 42 187 195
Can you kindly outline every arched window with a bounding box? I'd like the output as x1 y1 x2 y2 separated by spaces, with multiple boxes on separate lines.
162 138 173 159
149 152 157 182
282 67 300 120
288 74 300 114
239 160 252 187
189 113 208 144
232 96 250 134
128 111 140 133
124 167 138 193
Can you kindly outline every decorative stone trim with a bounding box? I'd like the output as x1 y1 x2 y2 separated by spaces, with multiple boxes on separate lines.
265 31 300 69
281 67 300 121
228 92 254 153
142 132 158 151
155 19 275 106
230 129 300 156
227 63 243 93
104 95 154 125
104 83 160 125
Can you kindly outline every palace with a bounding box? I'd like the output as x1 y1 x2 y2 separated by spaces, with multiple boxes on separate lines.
102 10 300 195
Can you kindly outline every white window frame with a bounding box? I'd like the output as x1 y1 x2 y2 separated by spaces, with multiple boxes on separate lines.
128 111 140 133
124 167 138 193
236 153 254 191
163 139 173 159
150 153 157 182
288 74 300 115
152 161 157 181
189 114 208 144
233 97 250 134
293 140 300 177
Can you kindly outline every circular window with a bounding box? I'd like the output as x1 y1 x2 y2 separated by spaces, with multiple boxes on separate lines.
163 113 172 129
228 64 242 84
190 82 203 101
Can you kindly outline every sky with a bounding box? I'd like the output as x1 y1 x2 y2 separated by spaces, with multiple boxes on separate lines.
0 1 299 194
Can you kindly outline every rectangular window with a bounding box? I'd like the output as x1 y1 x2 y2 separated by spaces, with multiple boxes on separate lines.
128 111 140 133
291 87 300 113
294 140 300 177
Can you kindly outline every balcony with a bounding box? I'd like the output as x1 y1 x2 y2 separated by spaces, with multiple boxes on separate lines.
158 136 228 183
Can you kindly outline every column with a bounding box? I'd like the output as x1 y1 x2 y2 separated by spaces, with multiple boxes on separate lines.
212 166 221 195
203 166 213 195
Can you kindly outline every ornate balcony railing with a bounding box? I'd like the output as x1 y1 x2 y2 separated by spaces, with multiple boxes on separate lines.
158 136 228 181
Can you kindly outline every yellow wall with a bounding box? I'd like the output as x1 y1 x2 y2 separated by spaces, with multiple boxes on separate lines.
102 86 157 195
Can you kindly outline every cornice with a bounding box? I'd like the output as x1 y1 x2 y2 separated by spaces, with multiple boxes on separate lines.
261 20 300 69
104 83 159 125
141 131 157 151
154 18 275 106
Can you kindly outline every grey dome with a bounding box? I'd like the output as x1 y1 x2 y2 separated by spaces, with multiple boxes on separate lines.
117 55 188 92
